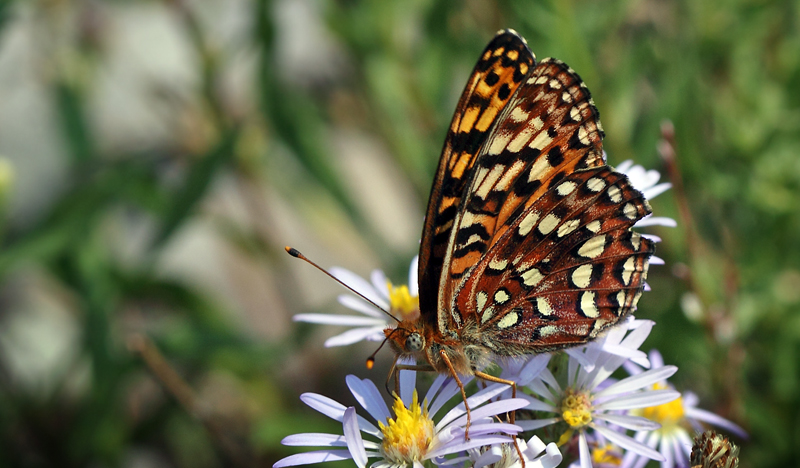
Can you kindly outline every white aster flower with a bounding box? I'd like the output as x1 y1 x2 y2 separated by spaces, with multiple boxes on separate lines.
615 160 676 230
274 369 528 468
519 323 681 468
564 319 654 374
620 350 747 468
294 257 419 347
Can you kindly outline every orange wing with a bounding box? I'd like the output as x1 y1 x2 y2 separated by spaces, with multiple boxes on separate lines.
418 30 535 327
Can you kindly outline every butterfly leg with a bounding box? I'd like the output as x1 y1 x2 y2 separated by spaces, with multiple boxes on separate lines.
473 371 517 423
473 372 525 468
392 362 436 395
437 350 472 440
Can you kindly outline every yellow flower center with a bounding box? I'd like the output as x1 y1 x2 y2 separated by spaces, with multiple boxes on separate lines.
592 445 622 465
638 382 686 431
560 388 593 428
379 391 435 464
387 281 420 320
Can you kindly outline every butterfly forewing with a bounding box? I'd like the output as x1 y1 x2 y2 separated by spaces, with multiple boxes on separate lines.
419 31 535 326
443 58 607 288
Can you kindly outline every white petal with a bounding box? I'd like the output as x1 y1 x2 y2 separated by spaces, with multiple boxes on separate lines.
642 182 672 199
661 432 675 468
536 440 564 468
616 160 634 173
524 396 558 412
578 432 592 468
300 393 381 437
441 398 529 432
294 313 387 326
398 359 417 406
337 295 388 317
330 267 386 306
635 216 677 228
593 424 665 461
273 449 353 467
517 417 560 431
473 445 503 468
408 256 419 296
436 382 510 430
429 377 466 417
594 366 678 398
324 327 386 347
649 256 665 265
281 433 347 447
424 375 451 417
595 389 680 411
370 269 390 302
684 407 748 439
427 435 521 459
346 375 391 422
593 413 661 431
343 407 368 468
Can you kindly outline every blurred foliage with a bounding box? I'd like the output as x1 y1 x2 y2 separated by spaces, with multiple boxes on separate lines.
0 0 797 467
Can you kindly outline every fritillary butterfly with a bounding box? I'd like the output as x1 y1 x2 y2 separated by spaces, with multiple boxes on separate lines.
287 29 656 434
385 30 655 393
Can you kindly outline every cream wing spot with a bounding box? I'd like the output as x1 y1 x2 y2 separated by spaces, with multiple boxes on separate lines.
556 181 578 196
476 291 488 312
481 306 496 324
578 126 591 145
494 160 525 191
571 264 593 288
529 131 554 151
616 290 627 310
527 156 552 182
623 202 638 220
630 232 642 250
587 177 606 192
521 267 544 287
621 257 636 285
537 324 558 338
608 185 623 203
510 107 530 123
496 310 520 330
557 219 581 237
494 289 511 304
562 92 574 104
489 258 509 271
536 297 553 315
586 220 602 233
578 235 606 258
518 211 541 236
539 213 560 235
487 130 515 156
580 291 599 318
507 125 536 153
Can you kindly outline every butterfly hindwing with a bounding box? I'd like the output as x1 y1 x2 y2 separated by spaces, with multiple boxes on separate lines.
454 167 654 353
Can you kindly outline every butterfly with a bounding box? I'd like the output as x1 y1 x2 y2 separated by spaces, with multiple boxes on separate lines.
287 28 655 434
381 29 655 410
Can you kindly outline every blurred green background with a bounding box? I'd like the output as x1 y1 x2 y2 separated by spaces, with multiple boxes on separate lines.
0 0 797 467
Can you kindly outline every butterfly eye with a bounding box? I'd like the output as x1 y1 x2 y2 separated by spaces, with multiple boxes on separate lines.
405 332 424 352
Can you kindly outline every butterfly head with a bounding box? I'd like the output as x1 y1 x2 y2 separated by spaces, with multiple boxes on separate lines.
385 323 428 357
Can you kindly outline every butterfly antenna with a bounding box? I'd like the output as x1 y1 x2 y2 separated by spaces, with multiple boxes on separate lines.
365 328 403 370
284 246 401 324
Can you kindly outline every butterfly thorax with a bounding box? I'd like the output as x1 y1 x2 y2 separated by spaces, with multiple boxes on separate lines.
386 318 494 376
